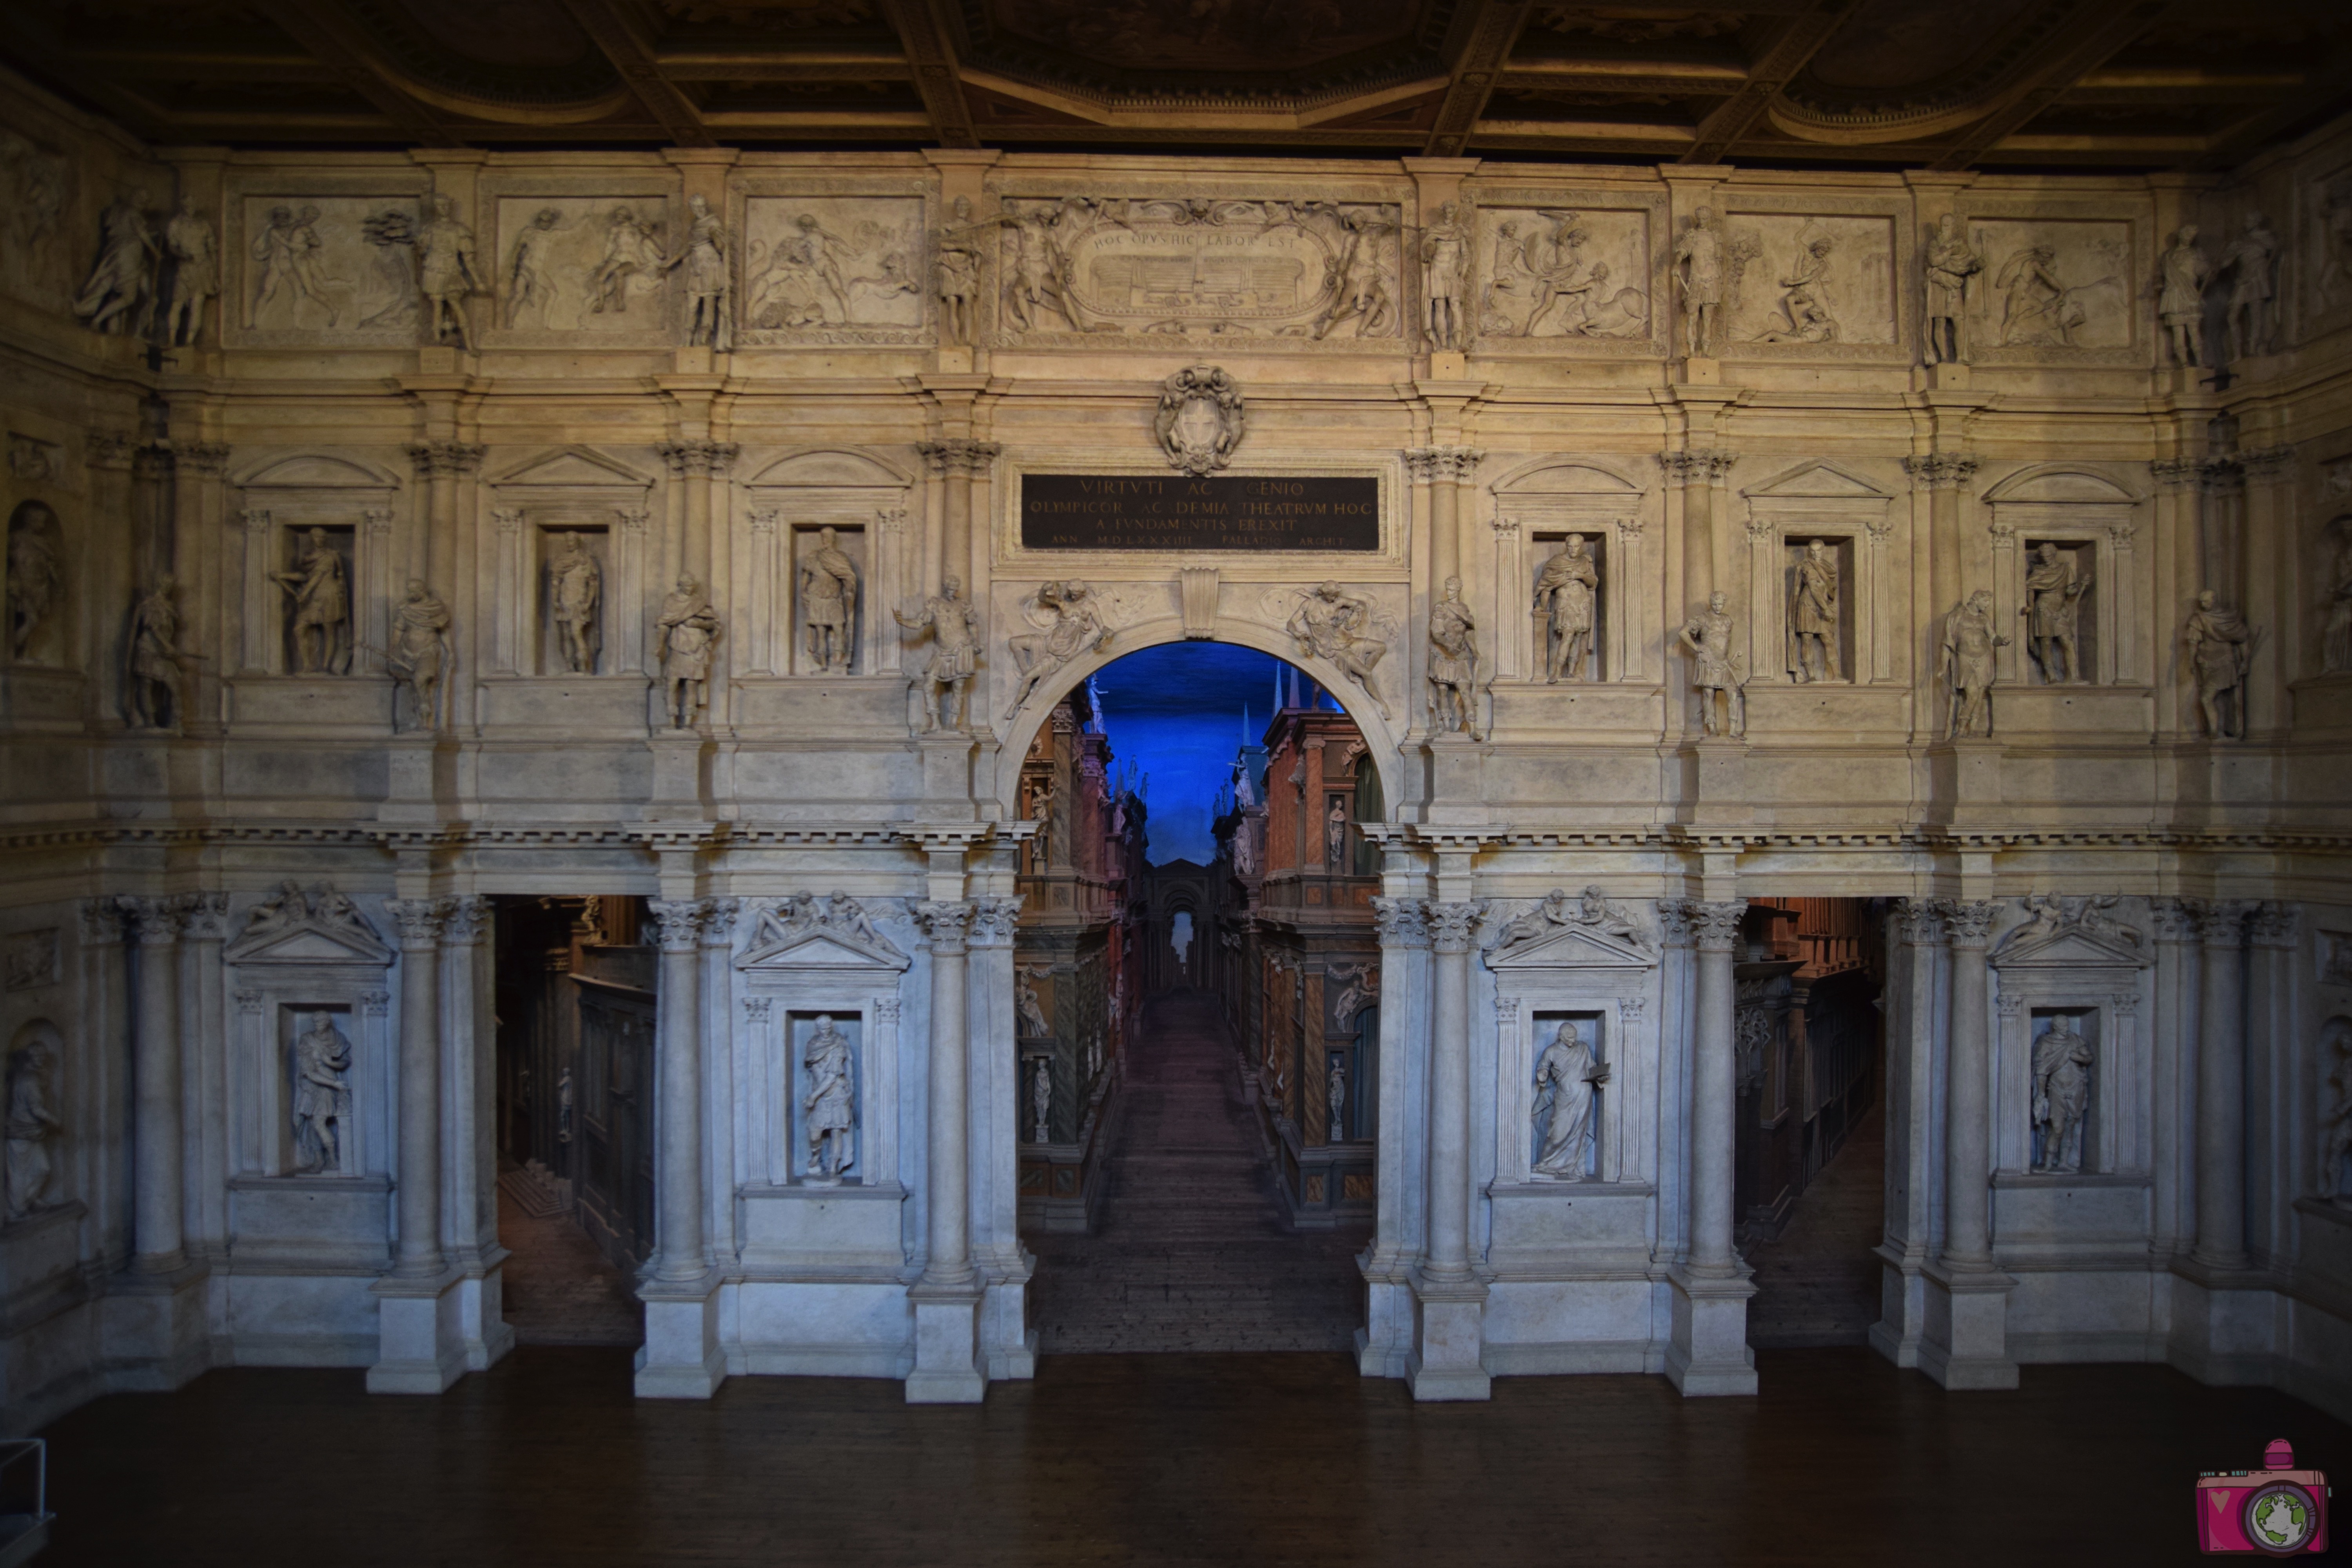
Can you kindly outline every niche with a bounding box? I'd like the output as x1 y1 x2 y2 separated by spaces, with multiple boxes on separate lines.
6 500 66 666
790 522 866 675
275 523 355 675
536 524 610 675
1529 1009 1609 1181
1781 534 1855 683
2027 1007 2100 1175
2018 538 2099 685
1529 531 1607 682
279 1003 356 1177
787 1010 860 1185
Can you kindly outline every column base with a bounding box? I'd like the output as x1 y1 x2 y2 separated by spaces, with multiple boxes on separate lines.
1404 1269 1490 1401
2165 1256 2281 1386
905 1279 985 1404
1664 1262 1758 1397
455 1247 516 1373
101 1257 213 1394
1917 1258 2018 1390
979 1269 1036 1382
1358 1261 1414 1379
367 1265 470 1395
633 1271 726 1399
1868 1243 1929 1369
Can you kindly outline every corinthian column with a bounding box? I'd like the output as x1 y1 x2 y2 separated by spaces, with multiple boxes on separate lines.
646 899 709 1283
1686 899 1748 1275
1406 448 1483 585
383 898 448 1278
1940 899 1999 1272
2193 899 2256 1270
920 439 1000 592
1403 898 1490 1401
119 896 188 1271
908 899 985 1403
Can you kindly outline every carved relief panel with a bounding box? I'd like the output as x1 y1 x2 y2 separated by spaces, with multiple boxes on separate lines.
481 189 676 347
1717 209 1900 352
1961 209 2143 362
1471 194 1662 353
224 181 429 348
735 187 931 346
0 120 77 315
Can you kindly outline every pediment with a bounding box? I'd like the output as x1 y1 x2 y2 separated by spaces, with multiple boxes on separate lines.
225 922 393 967
737 928 910 973
1743 459 1890 501
488 446 653 490
233 453 402 490
746 447 913 489
1982 465 2139 505
1989 927 2150 971
1492 459 1641 496
1487 924 1659 971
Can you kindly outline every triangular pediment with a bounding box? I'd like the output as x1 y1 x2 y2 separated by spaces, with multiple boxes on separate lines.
225 921 393 967
233 453 402 490
1743 459 1891 501
488 446 653 490
1487 924 1659 971
737 928 909 973
1990 927 2150 970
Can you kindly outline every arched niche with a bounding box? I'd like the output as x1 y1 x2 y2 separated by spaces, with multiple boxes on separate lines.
230 451 403 679
1490 457 1655 685
742 447 915 681
1981 463 2146 688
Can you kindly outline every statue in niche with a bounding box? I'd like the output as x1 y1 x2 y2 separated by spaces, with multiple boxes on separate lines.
1004 580 1114 720
1532 1020 1610 1180
1015 965 1051 1038
1757 232 1838 344
503 207 563 329
2324 523 2352 675
1425 574 1484 740
1672 206 1725 357
1789 538 1841 684
2030 1015 2094 1175
657 574 720 730
547 532 602 674
589 205 666 314
1030 1056 1051 1144
1678 590 1746 738
387 580 452 733
1327 1054 1348 1143
801 1016 855 1183
125 576 190 730
1420 200 1469 350
1026 774 1055 869
2322 1027 2352 1202
1939 589 2008 738
2021 543 2092 684
2216 211 2281 361
1153 365 1246 477
665 193 731 352
3 1039 60 1221
415 194 483 350
290 1012 352 1176
1325 796 1348 869
1923 213 1980 365
1311 207 1396 341
935 195 985 345
799 525 859 674
73 189 157 336
893 575 980 733
2182 588 2254 740
162 194 218 347
9 502 63 661
1534 536 1599 683
2158 226 2210 368
273 527 351 675
1285 581 1393 723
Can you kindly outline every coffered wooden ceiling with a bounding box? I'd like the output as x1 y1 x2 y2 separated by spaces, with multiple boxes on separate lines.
4 0 2347 171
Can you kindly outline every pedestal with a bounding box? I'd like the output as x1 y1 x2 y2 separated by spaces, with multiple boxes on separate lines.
904 1280 985 1403
1359 1267 1414 1378
456 1250 515 1373
1426 349 1468 379
1926 739 2004 826
1422 733 1485 824
647 731 708 818
1664 1263 1759 1396
379 734 451 823
980 1270 1037 1382
366 1267 470 1394
2165 1256 2279 1387
1869 1242 1928 1368
936 346 975 374
1680 738 1753 828
634 1273 725 1398
915 733 976 819
1677 356 1721 386
98 1252 210 1393
1916 1260 2019 1390
1926 362 1972 390
1405 1271 1490 1401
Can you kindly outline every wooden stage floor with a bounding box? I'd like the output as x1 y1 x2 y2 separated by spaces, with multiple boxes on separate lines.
34 1345 2346 1566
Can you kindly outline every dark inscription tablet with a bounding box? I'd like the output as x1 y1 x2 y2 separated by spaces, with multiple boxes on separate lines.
1021 474 1380 552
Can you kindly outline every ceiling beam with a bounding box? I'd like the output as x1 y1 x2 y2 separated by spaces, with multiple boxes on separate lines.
1678 0 1856 164
877 0 978 149
1425 0 1537 157
0 13 177 141
1926 0 2170 171
2187 38 2352 171
561 0 713 147
249 0 462 147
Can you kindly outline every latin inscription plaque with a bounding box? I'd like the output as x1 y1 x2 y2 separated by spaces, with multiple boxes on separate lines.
1020 474 1379 552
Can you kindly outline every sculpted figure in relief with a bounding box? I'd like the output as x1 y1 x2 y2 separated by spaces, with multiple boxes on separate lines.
253 204 338 328
1672 206 1724 357
273 527 351 675
1492 885 1652 956
801 1016 855 1183
9 503 63 661
163 195 218 347
2021 542 2092 684
74 190 158 336
504 207 563 329
1923 213 1980 365
1534 535 1599 682
125 577 190 730
1678 590 1746 738
799 525 859 674
387 580 452 732
1286 581 1393 722
2181 588 2254 740
415 194 483 350
1940 589 2008 738
1532 1020 1609 1180
935 195 985 346
1420 200 1468 350
2030 1015 2094 1175
2217 210 2281 361
3 1040 60 1221
1789 538 1840 684
291 1013 352 1176
2158 226 2210 368
547 532 602 674
589 206 665 315
665 194 731 351
657 575 721 729
1995 243 2099 348
1426 575 1484 740
893 575 980 732
1757 232 1838 344
1004 579 1114 720
1312 207 1396 341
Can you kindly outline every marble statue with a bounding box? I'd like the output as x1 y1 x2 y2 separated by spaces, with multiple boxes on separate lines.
1998 892 2141 956
1790 538 1840 683
1757 233 1838 343
1421 200 1468 350
590 205 666 314
504 207 563 328
666 193 731 351
1015 965 1051 1038
2323 1029 2352 1202
273 527 351 675
1026 775 1055 869
1996 244 2068 347
1534 536 1599 683
1672 206 1724 357
2182 588 2254 740
1532 1021 1609 1180
2030 1015 2094 1175
801 1016 855 1182
2021 542 2091 684
1426 574 1483 740
163 195 219 347
1678 590 1746 738
2324 526 2352 675
415 194 483 350
1312 207 1396 341
1285 581 1392 722
243 880 311 937
125 576 190 730
74 189 157 336
1030 1055 1051 1145
1923 212 1981 364
2158 226 2210 368
936 195 984 345
1153 365 1246 477
1940 589 2008 738
658 575 720 729
3 1040 60 1221
290 1012 352 1176
2218 210 2281 361
387 580 452 733
548 532 602 674
1492 885 1653 957
1003 200 1080 334
8 502 62 660
253 203 339 328
799 525 859 673
1004 579 1114 720
1327 1054 1348 1143
893 575 980 732
1327 962 1375 1028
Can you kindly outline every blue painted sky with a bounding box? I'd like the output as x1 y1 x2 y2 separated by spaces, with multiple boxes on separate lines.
1090 642 1334 865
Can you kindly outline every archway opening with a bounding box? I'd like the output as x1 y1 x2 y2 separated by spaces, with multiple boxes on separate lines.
1015 639 1380 1356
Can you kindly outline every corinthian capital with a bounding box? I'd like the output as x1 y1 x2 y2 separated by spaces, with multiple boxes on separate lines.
1425 900 1486 953
919 438 1001 478
645 898 706 952
1937 898 2000 947
969 897 1023 946
406 441 486 478
1372 897 1428 947
2192 898 2259 946
1686 899 1747 951
383 897 450 948
912 899 976 954
1893 897 1944 945
441 895 492 946
116 895 186 944
1902 453 1978 491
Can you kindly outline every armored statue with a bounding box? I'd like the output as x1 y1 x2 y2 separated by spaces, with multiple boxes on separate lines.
800 525 860 674
8 502 62 661
2217 210 2281 361
2181 588 2253 740
2020 542 2091 684
126 577 192 730
1678 590 1746 738
1923 212 1981 365
1420 200 1469 350
291 1013 352 1176
1534 535 1599 683
415 193 483 350
2158 226 2209 368
1672 206 1724 358
1790 538 1840 684
273 527 351 675
387 580 452 732
657 575 721 729
666 192 731 351
801 1016 855 1182
3 1040 60 1220
1940 589 2008 738
1426 574 1483 740
2030 1015 2094 1175
163 194 219 347
893 575 980 733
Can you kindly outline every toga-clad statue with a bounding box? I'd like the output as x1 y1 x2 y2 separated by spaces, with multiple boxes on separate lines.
1532 1020 1610 1180
126 576 192 730
800 525 860 674
415 193 483 350
2030 1015 2094 1175
1534 535 1599 683
1426 575 1483 740
802 1015 855 1182
3 1040 61 1221
291 1012 352 1176
387 579 452 732
1940 589 2009 738
2181 588 2253 740
548 532 602 674
1790 538 1840 684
